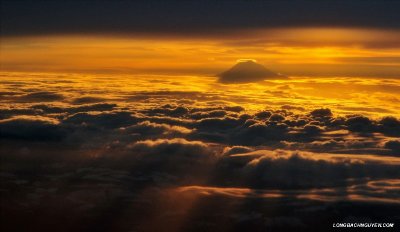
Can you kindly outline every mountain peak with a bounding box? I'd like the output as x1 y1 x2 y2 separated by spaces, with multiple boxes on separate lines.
218 60 286 83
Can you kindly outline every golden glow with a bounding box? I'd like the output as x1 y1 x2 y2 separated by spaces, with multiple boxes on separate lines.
1 27 400 77
1 27 399 118
176 185 283 198
236 59 257 63
175 182 400 204
0 71 399 118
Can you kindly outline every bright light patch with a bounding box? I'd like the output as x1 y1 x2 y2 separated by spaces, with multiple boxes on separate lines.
236 59 257 63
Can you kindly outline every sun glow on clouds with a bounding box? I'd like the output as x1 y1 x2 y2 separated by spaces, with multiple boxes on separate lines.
1 27 400 77
236 59 257 63
1 71 400 118
1 27 400 231
2 0 400 227
1 72 400 230
1 71 399 118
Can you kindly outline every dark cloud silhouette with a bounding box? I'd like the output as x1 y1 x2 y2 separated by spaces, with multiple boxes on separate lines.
128 90 214 102
197 117 243 131
214 150 400 189
71 96 106 104
384 140 400 155
269 113 285 122
144 105 189 117
123 138 216 175
0 100 400 231
0 116 66 141
231 122 289 145
1 96 400 232
63 111 138 129
0 108 39 119
378 116 400 136
281 105 305 111
17 91 64 102
127 138 212 157
120 121 191 139
310 108 333 118
224 106 245 113
346 115 374 132
190 110 227 119
254 111 272 120
302 124 323 135
1 102 396 155
223 146 254 155
32 103 117 114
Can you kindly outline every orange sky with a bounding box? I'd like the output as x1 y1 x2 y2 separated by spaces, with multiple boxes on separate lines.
1 27 400 77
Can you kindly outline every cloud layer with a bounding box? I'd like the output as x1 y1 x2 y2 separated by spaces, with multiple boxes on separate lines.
1 73 399 231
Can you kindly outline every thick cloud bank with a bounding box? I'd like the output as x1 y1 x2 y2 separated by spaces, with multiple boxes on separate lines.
1 74 400 231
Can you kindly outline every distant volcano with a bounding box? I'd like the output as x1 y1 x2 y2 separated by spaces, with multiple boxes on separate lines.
218 60 286 83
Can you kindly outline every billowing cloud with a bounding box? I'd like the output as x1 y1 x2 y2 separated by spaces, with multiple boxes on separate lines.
223 146 254 155
379 116 400 136
310 108 333 118
214 149 400 189
120 121 192 139
0 116 65 141
63 111 138 129
32 103 117 114
385 140 400 154
119 138 217 176
16 91 64 102
1 72 400 231
71 96 106 104
127 138 213 158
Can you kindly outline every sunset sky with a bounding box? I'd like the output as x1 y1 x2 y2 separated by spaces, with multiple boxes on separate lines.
1 28 400 77
1 1 400 232
1 1 400 76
